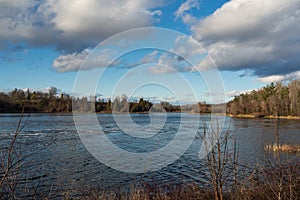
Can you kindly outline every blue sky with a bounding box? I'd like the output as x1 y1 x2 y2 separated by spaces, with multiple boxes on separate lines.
1 0 300 103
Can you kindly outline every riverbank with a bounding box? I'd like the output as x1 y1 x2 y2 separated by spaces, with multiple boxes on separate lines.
227 114 300 120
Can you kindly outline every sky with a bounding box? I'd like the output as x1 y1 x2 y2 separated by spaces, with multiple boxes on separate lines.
1 0 300 103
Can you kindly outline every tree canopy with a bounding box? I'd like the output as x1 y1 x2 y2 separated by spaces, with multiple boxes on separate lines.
227 80 300 117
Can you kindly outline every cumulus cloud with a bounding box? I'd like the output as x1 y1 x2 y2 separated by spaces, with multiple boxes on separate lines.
257 71 300 83
46 0 163 51
191 0 300 79
53 48 119 72
0 0 164 52
53 49 90 72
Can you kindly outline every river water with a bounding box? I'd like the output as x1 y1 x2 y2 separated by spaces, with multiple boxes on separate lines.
0 113 299 197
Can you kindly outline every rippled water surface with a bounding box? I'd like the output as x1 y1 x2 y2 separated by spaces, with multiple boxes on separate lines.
0 113 299 197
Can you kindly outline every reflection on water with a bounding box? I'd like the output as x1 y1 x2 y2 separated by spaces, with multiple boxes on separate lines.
0 113 299 197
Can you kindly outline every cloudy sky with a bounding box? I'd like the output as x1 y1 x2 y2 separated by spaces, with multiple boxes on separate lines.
1 0 300 102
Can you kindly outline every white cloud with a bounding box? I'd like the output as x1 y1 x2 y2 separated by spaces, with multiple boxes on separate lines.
163 96 176 101
175 0 199 24
53 49 90 72
21 87 64 94
140 50 159 63
226 89 253 97
0 0 164 71
258 71 300 83
257 75 285 84
0 0 164 52
181 14 198 25
172 36 206 61
148 65 175 74
191 0 300 78
145 36 209 74
53 48 118 72
46 0 161 44
226 90 241 97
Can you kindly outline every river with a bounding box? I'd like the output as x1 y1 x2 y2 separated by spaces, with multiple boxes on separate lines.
0 113 299 197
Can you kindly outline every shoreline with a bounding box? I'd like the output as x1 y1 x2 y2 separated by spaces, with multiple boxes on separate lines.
2 112 300 120
227 114 300 120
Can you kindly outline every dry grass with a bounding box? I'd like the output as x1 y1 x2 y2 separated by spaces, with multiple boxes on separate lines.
66 170 300 200
265 144 300 153
76 184 216 200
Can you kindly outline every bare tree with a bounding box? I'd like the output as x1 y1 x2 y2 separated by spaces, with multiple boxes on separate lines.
0 109 57 199
0 108 29 198
200 121 238 200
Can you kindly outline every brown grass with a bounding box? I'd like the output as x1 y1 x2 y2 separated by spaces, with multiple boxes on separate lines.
265 144 300 153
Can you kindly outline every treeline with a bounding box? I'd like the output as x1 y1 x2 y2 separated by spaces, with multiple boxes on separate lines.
74 96 156 113
1 87 208 113
227 80 300 117
0 87 72 113
5 80 300 117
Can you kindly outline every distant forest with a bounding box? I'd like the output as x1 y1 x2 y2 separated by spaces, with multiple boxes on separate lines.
227 79 300 117
0 87 209 113
1 79 300 116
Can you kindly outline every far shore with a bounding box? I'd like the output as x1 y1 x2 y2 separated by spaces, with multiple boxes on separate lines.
227 114 300 120
2 111 300 120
